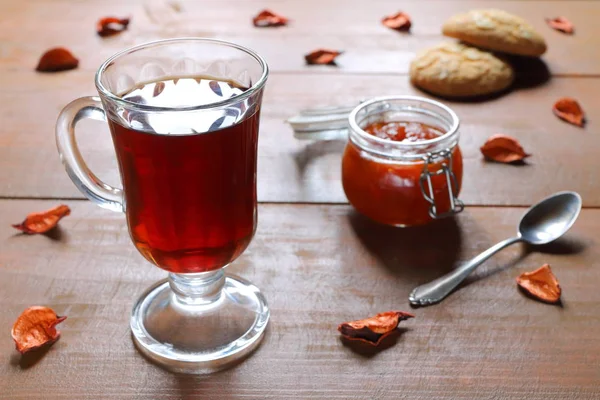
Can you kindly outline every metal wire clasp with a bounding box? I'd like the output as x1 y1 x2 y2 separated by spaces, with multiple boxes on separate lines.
419 148 464 219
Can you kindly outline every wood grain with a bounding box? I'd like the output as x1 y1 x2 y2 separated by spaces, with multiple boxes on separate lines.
0 1 598 75
0 0 598 205
0 200 598 399
0 73 597 206
1 0 599 398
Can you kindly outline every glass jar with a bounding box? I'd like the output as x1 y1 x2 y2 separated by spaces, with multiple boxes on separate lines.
342 96 463 227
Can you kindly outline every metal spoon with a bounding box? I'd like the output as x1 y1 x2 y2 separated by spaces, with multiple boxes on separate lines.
409 191 582 306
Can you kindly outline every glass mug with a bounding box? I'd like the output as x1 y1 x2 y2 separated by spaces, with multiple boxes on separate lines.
56 38 269 373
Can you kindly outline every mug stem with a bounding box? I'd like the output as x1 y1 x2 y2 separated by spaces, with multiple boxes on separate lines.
169 270 226 306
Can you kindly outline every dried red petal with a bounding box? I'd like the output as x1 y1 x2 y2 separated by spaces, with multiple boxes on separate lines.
12 205 71 234
36 48 79 72
382 12 412 31
253 9 288 27
168 1 182 12
517 264 562 303
97 16 130 37
338 311 414 346
12 306 67 354
480 134 531 163
546 17 574 34
305 49 343 65
553 97 585 127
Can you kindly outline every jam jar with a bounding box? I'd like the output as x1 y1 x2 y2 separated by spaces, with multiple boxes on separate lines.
342 96 463 226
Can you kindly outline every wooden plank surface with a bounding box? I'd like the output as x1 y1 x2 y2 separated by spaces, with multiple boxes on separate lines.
1 1 598 75
1 0 599 398
0 200 598 399
0 73 597 206
1 1 599 205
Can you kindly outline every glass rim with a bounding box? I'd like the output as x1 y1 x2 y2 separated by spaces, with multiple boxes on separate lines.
348 95 460 149
94 37 269 112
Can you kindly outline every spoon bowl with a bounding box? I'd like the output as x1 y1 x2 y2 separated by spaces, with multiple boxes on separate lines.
518 191 582 245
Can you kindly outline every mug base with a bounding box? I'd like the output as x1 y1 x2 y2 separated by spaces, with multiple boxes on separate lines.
130 274 269 374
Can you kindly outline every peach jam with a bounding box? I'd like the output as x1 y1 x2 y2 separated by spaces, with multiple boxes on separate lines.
342 96 463 226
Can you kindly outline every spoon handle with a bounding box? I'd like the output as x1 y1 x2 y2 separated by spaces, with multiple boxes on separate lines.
409 236 522 306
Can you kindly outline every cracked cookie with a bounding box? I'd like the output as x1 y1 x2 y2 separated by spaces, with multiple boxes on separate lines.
409 42 515 97
442 9 546 57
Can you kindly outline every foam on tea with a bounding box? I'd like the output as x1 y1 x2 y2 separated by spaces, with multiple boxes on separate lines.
122 77 246 108
118 76 250 135
108 75 260 273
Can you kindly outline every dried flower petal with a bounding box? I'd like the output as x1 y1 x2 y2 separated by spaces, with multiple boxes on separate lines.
97 16 130 37
12 306 67 354
12 205 71 234
517 264 561 303
305 49 342 65
168 0 182 12
253 9 288 27
480 134 531 163
546 17 574 34
382 12 412 31
553 97 585 127
338 311 414 346
36 48 79 72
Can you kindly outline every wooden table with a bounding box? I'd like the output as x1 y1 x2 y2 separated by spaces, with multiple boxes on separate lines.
1 0 599 398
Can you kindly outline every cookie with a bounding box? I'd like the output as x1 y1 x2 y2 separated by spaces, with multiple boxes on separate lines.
442 9 546 57
409 42 515 98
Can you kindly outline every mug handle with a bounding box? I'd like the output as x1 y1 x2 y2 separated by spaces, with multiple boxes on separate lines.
56 96 124 212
